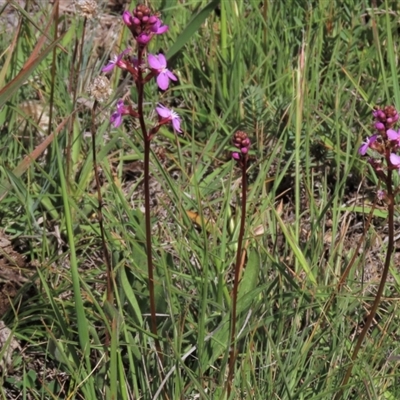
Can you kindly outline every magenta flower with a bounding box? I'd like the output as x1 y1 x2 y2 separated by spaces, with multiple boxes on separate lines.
232 131 251 161
373 109 386 120
122 11 133 26
232 152 240 160
151 19 168 34
102 49 131 73
156 105 182 133
375 122 385 131
148 54 177 90
377 190 386 200
387 129 400 146
137 33 151 45
110 99 128 128
390 153 400 171
358 134 378 155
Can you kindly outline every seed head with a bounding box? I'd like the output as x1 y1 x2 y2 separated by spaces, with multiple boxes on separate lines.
75 0 97 19
88 76 112 103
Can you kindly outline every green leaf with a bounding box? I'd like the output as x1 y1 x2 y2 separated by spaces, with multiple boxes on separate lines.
238 248 260 301
166 0 220 60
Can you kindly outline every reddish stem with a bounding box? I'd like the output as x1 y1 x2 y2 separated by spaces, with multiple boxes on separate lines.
336 150 395 398
226 155 248 396
136 46 163 366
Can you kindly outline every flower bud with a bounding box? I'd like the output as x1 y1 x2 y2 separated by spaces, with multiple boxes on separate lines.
149 16 157 24
232 152 240 160
232 130 251 160
122 11 133 26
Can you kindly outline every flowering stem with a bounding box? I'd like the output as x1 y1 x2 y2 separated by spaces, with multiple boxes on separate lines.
226 154 248 396
336 168 395 398
136 47 163 365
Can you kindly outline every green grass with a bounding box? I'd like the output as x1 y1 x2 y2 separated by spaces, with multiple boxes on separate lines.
0 0 400 399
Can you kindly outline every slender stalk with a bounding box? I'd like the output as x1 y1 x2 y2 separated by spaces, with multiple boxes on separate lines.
90 101 113 307
136 46 163 366
226 154 248 396
336 168 394 399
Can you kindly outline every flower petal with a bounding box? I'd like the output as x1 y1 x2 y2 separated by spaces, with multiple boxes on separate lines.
172 117 182 133
116 99 125 112
387 129 399 140
156 105 171 118
390 153 400 166
358 135 377 155
166 70 177 81
148 54 161 69
151 20 168 34
157 53 167 68
110 112 122 128
358 144 367 155
157 73 169 90
156 25 168 34
102 62 116 73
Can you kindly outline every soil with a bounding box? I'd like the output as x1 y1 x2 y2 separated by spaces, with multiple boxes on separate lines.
0 232 30 317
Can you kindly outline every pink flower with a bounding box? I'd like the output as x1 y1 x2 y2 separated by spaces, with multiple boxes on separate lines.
102 49 131 73
110 99 129 128
150 19 168 34
156 105 182 133
232 131 251 157
358 135 378 155
377 190 386 200
122 11 133 26
232 152 240 160
148 54 177 90
387 128 400 146
373 109 386 120
137 33 151 45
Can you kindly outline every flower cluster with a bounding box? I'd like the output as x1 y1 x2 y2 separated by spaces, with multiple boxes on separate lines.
359 106 400 177
122 5 168 45
232 131 251 161
75 0 97 19
101 4 181 133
